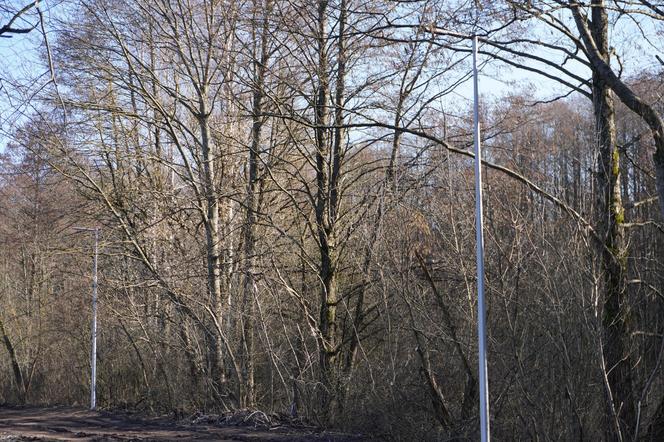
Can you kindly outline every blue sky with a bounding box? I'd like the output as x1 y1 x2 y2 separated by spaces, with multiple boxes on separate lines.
0 2 52 152
1 2 662 153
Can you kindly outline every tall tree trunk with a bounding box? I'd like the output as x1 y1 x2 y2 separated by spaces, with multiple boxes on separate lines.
314 0 345 424
199 97 226 394
588 3 634 439
240 0 272 409
569 3 664 431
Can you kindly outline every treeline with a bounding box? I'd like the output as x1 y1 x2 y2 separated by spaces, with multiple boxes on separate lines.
1 1 663 440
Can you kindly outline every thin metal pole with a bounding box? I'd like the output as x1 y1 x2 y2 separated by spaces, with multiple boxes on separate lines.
91 228 98 410
473 35 490 442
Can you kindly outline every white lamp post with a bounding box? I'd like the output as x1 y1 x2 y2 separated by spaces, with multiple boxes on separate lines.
73 226 100 410
418 27 492 439
472 35 490 442
425 27 491 440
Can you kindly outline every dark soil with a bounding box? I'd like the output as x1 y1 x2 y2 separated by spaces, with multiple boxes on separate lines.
0 406 372 441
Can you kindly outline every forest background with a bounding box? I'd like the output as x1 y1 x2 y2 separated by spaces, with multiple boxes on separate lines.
1 1 664 440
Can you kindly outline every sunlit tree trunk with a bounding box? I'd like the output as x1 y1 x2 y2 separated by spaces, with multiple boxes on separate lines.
586 3 634 438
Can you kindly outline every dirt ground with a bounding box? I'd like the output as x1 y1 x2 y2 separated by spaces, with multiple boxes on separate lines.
0 406 370 441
